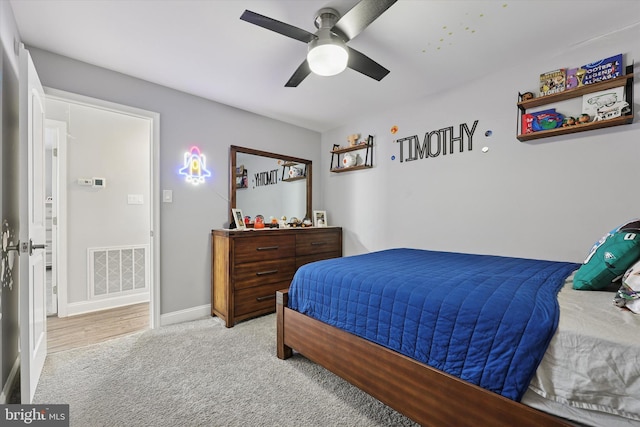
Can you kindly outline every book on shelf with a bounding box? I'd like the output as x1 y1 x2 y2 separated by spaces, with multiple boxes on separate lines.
580 53 623 86
539 69 566 96
582 86 627 121
566 68 578 90
521 108 556 134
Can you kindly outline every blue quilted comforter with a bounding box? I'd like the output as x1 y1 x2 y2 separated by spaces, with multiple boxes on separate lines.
288 248 579 401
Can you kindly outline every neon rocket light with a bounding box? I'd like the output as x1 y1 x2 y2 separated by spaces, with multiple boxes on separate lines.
179 146 211 185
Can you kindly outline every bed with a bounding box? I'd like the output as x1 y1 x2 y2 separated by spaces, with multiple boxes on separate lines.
276 248 640 427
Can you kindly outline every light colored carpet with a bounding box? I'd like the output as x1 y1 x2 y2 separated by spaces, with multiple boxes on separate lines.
34 313 418 427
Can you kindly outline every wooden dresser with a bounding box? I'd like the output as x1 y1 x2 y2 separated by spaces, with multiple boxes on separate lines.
211 227 342 327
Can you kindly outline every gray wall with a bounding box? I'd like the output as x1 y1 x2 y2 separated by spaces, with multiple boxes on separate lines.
0 0 21 401
26 46 322 315
321 24 639 263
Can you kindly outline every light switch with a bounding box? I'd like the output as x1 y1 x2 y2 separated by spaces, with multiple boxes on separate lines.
163 190 173 203
127 194 144 205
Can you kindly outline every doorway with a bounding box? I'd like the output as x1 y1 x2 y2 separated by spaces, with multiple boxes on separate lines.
43 89 160 337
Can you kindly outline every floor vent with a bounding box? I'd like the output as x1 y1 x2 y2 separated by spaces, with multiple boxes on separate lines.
88 245 149 299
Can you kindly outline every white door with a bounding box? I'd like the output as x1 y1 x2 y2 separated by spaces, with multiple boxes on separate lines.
19 46 47 404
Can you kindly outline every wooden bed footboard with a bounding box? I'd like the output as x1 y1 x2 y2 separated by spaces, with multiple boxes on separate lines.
276 290 570 427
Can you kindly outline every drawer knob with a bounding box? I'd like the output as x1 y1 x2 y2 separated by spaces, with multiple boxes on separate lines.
256 294 276 302
311 241 327 246
257 245 279 251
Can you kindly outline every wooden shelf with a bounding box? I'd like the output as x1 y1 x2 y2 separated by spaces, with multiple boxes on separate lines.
516 64 634 142
331 143 373 154
517 115 634 141
330 137 374 172
236 167 248 188
330 165 373 173
517 72 634 111
281 161 306 181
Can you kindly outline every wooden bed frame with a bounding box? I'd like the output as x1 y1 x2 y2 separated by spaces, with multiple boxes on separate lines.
276 290 571 427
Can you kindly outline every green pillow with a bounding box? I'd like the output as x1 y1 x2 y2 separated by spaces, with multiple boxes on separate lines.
573 230 640 290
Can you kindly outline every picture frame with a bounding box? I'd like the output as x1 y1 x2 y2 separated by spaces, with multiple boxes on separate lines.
313 210 327 227
232 208 246 230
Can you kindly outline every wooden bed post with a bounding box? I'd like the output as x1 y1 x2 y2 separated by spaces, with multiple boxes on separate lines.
276 290 292 359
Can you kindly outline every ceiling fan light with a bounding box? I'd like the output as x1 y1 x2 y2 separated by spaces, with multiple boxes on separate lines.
307 41 348 77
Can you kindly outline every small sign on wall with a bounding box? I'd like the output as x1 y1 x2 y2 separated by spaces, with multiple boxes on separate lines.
393 120 479 163
179 146 211 185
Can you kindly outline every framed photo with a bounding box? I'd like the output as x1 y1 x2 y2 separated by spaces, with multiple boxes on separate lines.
313 210 327 227
231 208 246 230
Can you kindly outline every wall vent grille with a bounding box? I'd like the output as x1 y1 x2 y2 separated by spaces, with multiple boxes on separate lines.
88 245 149 299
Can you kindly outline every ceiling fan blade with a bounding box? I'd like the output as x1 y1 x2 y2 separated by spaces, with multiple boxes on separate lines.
332 0 398 41
240 10 316 43
285 60 312 87
346 47 390 81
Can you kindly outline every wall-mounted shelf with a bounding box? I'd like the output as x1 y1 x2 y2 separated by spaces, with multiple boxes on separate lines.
516 64 634 142
236 165 248 188
330 136 374 173
281 161 307 182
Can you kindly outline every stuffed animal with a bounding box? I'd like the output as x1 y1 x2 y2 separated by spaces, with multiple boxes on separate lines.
342 153 357 167
577 113 591 124
347 134 359 147
521 92 534 101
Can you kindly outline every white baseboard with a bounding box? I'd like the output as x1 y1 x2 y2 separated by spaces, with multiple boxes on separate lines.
160 304 211 326
65 292 150 317
0 356 20 404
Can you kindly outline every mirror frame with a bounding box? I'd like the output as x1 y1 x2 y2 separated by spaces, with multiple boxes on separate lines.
229 145 312 225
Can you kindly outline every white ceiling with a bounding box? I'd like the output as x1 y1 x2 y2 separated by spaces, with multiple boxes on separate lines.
9 0 640 132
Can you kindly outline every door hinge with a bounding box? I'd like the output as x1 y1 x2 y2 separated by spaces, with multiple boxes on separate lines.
53 148 58 157
150 230 154 237
52 285 57 295
53 217 57 226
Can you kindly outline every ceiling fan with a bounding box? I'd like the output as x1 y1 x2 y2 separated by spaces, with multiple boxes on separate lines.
240 0 397 87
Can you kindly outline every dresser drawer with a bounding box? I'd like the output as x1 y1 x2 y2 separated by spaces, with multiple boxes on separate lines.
234 258 295 290
296 229 341 257
234 234 295 264
235 281 289 317
296 251 342 269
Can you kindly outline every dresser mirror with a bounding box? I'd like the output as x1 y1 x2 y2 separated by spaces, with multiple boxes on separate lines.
230 145 312 226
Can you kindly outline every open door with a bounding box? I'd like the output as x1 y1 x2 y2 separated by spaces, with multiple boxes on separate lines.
18 46 47 403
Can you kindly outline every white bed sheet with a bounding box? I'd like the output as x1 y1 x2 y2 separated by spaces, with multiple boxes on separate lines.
524 273 640 425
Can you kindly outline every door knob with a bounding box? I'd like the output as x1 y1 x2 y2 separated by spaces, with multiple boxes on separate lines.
29 239 46 255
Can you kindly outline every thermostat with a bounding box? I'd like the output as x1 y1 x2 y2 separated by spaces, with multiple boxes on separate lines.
92 177 106 188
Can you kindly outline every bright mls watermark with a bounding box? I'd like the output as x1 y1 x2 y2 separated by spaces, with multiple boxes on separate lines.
1 405 69 426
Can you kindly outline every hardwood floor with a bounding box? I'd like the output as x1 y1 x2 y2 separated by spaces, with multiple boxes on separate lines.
47 303 150 353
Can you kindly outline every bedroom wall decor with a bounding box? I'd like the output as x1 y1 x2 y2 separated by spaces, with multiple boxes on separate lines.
254 168 280 187
516 63 634 141
394 120 478 163
330 135 374 172
179 146 211 185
